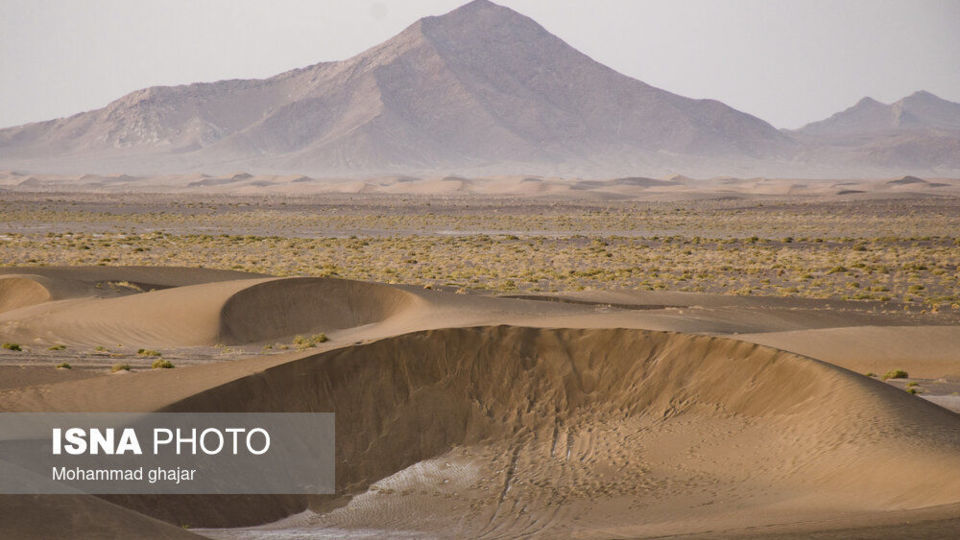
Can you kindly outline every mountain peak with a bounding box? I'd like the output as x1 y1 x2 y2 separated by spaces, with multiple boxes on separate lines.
453 0 501 11
423 0 539 35
906 90 937 100
900 90 950 107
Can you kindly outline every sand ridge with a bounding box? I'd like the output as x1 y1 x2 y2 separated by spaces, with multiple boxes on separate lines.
0 275 421 347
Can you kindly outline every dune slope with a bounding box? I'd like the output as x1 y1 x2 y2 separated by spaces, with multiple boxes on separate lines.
0 495 202 540
103 326 960 536
740 325 960 379
0 276 55 314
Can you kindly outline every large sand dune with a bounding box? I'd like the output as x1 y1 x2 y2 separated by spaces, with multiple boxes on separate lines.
1 267 959 538
177 327 960 537
0 275 420 347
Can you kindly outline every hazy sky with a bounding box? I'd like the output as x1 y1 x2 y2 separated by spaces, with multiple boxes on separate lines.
1 0 958 129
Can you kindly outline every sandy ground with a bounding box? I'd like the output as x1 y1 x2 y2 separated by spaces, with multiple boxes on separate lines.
2 170 959 199
0 266 958 538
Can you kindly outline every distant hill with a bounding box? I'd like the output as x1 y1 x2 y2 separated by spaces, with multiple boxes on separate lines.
797 91 960 137
791 91 960 171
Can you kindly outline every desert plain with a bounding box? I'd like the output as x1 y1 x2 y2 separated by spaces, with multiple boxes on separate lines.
0 175 958 538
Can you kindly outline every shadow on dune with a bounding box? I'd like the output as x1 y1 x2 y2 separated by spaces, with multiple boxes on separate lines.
218 278 419 344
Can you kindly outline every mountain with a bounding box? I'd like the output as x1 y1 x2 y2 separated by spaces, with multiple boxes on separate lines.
792 91 960 171
0 0 794 177
798 91 960 137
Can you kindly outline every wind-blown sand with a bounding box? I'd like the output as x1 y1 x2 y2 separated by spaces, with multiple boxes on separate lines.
0 267 958 538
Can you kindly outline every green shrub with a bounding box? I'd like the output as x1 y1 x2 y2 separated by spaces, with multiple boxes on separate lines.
111 363 131 373
293 333 329 349
48 344 66 351
137 349 162 357
2 343 22 351
151 359 174 369
55 362 71 369
882 369 909 380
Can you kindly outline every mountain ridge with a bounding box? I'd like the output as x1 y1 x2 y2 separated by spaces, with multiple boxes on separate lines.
797 90 960 137
791 90 960 171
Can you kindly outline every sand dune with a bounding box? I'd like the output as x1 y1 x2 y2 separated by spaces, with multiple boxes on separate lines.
4 326 960 537
0 275 59 314
1 267 959 537
740 325 960 379
0 271 147 314
3 170 960 197
0 276 420 347
0 266 264 289
183 328 960 537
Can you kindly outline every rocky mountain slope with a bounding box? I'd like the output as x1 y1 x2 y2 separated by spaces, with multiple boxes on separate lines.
0 0 794 177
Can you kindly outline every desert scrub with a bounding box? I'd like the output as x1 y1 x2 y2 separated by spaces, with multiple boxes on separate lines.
48 344 67 351
2 343 22 351
882 369 909 380
111 363 131 373
137 348 162 357
151 359 174 369
55 362 71 369
3 195 960 304
293 333 329 349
